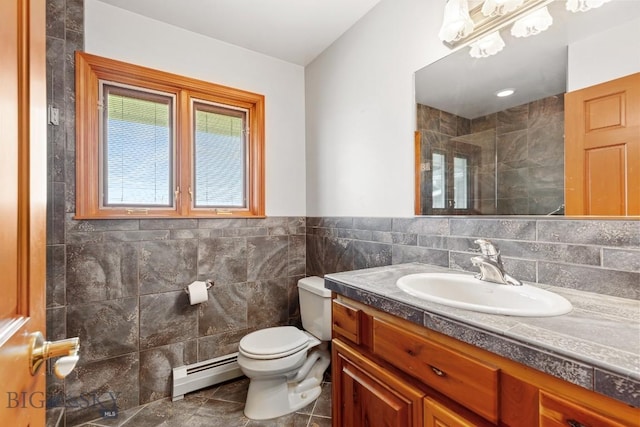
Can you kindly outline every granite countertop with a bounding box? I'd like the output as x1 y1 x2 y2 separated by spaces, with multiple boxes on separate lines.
324 262 640 407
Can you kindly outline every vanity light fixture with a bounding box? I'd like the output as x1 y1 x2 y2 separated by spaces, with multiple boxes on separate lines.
481 0 525 17
566 0 612 13
469 32 506 58
438 0 475 43
439 0 612 58
495 88 515 97
511 6 553 37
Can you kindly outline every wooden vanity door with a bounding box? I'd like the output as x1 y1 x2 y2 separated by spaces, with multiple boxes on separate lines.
565 72 640 215
332 340 425 427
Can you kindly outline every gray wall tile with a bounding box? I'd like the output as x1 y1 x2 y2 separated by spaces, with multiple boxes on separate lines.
139 341 197 404
66 242 138 304
139 240 198 294
64 353 139 426
67 298 138 363
450 218 536 240
603 248 640 272
538 262 640 299
198 283 249 336
594 369 640 408
247 235 289 281
537 220 640 248
47 245 66 307
247 279 289 329
198 237 247 285
140 292 198 350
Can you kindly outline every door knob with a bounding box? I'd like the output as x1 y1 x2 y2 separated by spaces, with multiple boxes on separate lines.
29 332 80 379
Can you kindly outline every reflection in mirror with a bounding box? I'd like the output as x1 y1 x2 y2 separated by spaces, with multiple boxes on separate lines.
415 0 640 216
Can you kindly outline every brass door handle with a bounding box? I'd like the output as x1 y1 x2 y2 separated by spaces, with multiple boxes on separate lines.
29 332 80 379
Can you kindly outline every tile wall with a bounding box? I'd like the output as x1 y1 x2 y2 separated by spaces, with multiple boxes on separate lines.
45 1 638 426
417 95 565 215
45 2 305 425
307 217 639 300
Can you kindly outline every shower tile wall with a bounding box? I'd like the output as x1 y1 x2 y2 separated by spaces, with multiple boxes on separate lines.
45 2 305 425
417 95 565 215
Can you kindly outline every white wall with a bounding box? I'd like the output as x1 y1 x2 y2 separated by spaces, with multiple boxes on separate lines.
85 0 306 216
567 17 640 91
305 0 449 217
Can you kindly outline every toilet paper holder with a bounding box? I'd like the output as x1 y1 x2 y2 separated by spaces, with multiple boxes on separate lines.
184 279 214 294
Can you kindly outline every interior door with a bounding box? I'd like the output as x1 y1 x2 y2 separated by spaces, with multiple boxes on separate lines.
0 0 47 425
565 72 640 215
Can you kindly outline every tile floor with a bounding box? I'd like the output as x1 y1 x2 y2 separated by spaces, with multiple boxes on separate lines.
69 377 331 427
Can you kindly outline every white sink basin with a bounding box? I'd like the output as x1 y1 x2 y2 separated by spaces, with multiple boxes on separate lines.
396 273 572 317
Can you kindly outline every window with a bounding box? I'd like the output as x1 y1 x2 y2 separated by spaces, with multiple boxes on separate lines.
75 52 265 218
429 149 474 214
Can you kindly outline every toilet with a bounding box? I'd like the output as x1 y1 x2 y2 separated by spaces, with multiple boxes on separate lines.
237 276 332 420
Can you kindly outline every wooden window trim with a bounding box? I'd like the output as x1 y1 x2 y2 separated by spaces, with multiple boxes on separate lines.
75 51 265 219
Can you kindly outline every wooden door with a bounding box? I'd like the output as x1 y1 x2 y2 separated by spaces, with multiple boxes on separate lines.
0 0 47 425
332 340 425 427
565 73 640 215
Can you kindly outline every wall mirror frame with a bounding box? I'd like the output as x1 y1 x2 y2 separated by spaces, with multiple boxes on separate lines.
414 0 640 217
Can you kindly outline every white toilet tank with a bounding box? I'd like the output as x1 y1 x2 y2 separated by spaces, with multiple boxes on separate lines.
297 276 332 341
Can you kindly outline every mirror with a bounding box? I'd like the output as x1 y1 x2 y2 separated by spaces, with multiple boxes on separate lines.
415 0 640 216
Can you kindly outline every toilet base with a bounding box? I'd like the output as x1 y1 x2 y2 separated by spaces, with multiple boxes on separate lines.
243 348 330 420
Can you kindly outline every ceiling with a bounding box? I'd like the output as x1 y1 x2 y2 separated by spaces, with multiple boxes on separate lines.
96 0 382 66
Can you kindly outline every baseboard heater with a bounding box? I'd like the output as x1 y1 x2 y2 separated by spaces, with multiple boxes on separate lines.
171 352 243 401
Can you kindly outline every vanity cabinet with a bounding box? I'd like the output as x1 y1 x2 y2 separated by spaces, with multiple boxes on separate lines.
331 297 640 427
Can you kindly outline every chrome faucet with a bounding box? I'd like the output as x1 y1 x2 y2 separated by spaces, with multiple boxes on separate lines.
471 239 522 286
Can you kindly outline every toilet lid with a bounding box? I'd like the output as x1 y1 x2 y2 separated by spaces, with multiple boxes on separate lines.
239 326 310 359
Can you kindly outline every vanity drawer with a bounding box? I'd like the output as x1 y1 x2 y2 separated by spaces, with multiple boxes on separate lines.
332 299 362 344
539 391 628 427
372 317 499 424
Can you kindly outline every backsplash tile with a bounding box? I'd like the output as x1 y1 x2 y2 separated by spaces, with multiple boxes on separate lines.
537 220 640 247
308 217 640 300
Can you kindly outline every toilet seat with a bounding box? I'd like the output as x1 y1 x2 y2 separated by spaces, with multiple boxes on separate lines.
239 326 310 360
